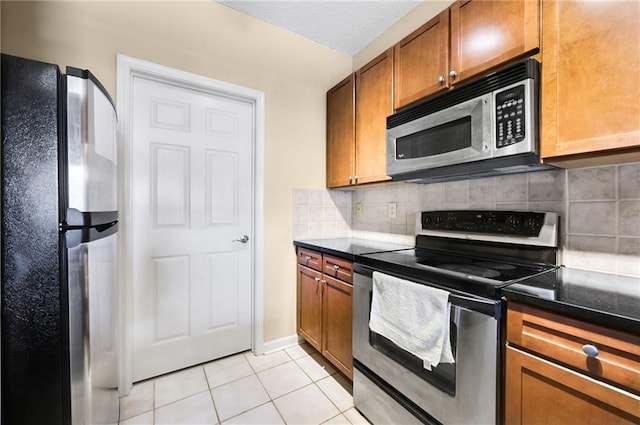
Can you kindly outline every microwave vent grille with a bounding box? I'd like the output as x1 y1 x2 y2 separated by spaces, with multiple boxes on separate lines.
387 59 540 129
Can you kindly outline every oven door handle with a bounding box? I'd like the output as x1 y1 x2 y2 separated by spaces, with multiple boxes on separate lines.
448 293 501 318
355 265 501 319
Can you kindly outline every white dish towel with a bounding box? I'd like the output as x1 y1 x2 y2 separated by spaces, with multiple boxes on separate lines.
369 271 455 370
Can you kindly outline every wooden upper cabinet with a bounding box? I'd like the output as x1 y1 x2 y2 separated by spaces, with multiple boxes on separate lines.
326 74 355 188
394 1 540 109
541 0 640 165
355 48 393 185
322 275 353 379
450 0 540 85
394 9 450 109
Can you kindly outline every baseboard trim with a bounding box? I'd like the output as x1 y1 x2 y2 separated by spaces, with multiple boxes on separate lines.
260 334 302 354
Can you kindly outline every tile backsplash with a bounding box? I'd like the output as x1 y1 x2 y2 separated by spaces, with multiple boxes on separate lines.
294 162 640 277
293 189 351 240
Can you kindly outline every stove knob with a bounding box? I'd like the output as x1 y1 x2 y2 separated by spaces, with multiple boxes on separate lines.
525 217 538 233
506 215 521 230
434 215 444 225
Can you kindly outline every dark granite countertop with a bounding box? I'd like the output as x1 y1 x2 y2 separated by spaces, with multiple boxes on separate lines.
503 267 640 335
294 239 640 335
293 238 413 261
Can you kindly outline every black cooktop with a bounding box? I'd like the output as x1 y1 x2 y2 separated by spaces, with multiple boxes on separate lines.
360 248 554 282
357 248 557 299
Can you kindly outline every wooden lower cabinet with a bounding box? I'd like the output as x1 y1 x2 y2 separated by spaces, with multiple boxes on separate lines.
505 302 640 424
296 264 323 352
296 248 353 379
505 346 640 424
322 275 353 378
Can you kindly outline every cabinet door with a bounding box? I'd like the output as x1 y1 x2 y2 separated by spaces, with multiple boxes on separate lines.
541 0 640 165
394 9 449 109
297 264 323 352
450 0 539 84
505 346 640 424
322 275 353 379
326 74 355 188
355 48 393 185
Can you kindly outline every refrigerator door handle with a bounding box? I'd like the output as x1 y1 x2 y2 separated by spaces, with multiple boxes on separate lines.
65 222 118 248
66 208 118 228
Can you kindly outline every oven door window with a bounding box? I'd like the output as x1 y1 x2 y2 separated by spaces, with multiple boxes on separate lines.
368 296 458 396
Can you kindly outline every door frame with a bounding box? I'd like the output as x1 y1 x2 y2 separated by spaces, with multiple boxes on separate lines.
116 54 265 394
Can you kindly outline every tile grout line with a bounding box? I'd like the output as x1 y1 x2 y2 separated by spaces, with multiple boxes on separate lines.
201 365 222 425
252 351 294 424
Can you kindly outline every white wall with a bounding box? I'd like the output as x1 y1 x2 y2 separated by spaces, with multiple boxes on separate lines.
1 1 352 342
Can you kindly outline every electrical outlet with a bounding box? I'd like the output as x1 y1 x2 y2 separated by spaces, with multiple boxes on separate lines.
355 203 363 217
388 202 397 219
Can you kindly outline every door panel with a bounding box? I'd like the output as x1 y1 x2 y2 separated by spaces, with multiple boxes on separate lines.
151 255 190 341
150 143 190 227
132 77 253 381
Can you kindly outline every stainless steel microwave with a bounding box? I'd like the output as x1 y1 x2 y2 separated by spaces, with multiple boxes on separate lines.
386 59 555 182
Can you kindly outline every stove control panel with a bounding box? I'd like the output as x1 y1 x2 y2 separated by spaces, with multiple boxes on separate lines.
421 210 545 236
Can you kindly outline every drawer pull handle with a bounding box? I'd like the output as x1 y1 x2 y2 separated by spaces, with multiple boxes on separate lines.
304 255 311 260
333 264 340 271
583 344 599 357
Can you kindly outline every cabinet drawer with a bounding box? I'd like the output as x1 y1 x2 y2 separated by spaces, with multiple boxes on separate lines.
507 302 640 393
297 248 322 271
323 255 353 284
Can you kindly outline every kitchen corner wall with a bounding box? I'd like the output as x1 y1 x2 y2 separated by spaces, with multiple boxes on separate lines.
294 162 640 277
292 190 351 240
2 1 352 344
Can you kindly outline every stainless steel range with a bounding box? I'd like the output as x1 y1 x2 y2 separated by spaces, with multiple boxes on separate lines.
352 210 559 425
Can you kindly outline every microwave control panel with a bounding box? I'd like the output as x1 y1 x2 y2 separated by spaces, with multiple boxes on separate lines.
495 84 526 148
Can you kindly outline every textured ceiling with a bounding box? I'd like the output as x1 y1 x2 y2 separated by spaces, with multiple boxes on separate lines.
216 1 422 56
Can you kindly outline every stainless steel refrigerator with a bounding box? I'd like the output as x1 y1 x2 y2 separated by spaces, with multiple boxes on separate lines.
1 54 119 424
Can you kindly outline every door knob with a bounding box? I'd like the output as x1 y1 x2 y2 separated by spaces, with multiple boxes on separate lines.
449 70 458 80
233 235 249 243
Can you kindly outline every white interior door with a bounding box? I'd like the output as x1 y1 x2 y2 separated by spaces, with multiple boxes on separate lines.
131 76 253 381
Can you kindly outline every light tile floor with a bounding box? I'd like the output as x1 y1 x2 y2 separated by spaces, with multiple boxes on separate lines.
119 343 370 425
